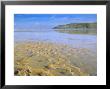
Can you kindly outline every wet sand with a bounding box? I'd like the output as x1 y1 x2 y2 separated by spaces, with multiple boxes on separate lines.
14 41 97 76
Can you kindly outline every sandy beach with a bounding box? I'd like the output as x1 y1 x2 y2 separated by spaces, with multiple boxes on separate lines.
14 41 96 76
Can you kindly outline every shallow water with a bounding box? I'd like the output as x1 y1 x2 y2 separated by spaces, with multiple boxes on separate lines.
14 31 96 53
14 30 97 76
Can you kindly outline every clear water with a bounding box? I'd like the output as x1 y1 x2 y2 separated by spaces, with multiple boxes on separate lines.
14 30 97 53
14 30 97 75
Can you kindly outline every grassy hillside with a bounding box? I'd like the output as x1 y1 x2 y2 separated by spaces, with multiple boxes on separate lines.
53 22 97 34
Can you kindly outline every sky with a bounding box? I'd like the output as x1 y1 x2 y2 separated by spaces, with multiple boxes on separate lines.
14 14 97 31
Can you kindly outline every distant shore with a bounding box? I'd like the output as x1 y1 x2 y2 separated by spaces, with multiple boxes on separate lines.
53 22 97 35
55 29 97 35
14 41 96 76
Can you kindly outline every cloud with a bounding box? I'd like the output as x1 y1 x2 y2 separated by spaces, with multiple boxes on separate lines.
71 18 81 21
50 15 56 19
34 22 40 25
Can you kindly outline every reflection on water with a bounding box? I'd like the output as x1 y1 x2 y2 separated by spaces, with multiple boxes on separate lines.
14 30 96 53
14 30 97 76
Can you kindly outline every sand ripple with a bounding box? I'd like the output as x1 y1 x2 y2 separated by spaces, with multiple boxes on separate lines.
14 41 96 76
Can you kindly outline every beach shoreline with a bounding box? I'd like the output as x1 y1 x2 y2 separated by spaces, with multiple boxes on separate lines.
14 41 97 76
